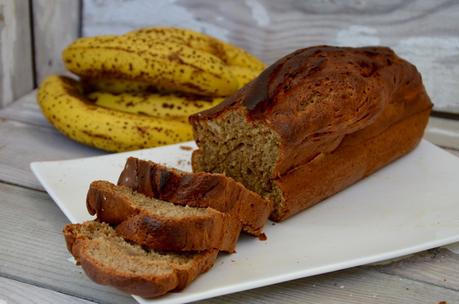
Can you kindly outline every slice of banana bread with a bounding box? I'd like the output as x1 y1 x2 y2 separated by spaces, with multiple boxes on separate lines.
87 180 241 252
63 221 217 298
189 46 433 221
117 157 272 236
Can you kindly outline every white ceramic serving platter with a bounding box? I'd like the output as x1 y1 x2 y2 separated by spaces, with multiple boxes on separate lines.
31 140 459 304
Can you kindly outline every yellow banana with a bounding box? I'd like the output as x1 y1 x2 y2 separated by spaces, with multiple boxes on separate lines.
229 66 262 88
85 66 261 94
88 91 222 120
127 27 265 71
63 35 239 97
38 75 193 152
83 77 153 94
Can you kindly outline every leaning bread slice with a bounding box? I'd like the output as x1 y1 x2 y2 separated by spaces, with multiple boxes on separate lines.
63 221 217 298
117 157 272 236
87 180 242 252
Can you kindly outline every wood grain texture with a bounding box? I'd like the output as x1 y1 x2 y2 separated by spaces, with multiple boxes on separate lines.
371 248 459 292
445 147 459 157
0 119 103 190
0 181 457 304
82 0 459 113
32 0 80 84
0 182 135 304
0 276 95 304
0 0 34 108
198 268 458 304
425 116 459 150
0 90 53 128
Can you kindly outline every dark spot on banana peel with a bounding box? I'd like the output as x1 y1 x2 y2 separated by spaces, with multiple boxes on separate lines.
82 130 112 140
136 126 148 135
168 52 185 65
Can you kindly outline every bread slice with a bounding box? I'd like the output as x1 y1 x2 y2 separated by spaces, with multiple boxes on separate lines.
117 157 272 236
63 221 217 298
86 180 241 252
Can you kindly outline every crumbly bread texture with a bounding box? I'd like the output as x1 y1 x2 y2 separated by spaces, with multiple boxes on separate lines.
190 46 433 221
86 180 242 252
63 221 218 298
117 157 272 235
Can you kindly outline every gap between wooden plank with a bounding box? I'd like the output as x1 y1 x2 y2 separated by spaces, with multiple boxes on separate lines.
0 178 45 193
197 267 458 304
0 275 96 304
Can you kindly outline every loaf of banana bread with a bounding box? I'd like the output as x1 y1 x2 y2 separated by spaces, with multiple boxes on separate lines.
190 46 433 221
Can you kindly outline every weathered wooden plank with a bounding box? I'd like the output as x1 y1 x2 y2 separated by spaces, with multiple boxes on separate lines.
0 90 51 128
82 0 459 113
32 0 81 84
372 248 459 292
425 117 459 151
444 148 459 158
0 0 34 108
1 182 458 304
0 119 103 190
0 182 135 304
200 268 458 304
0 276 95 304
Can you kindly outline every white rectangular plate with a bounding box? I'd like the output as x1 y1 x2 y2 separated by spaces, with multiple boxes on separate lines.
31 140 459 304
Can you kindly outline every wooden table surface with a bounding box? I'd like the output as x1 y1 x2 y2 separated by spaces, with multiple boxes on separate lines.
0 91 458 304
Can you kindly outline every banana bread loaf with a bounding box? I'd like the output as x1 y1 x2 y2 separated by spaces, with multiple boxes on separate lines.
63 221 217 298
117 157 272 235
190 46 433 221
87 180 242 252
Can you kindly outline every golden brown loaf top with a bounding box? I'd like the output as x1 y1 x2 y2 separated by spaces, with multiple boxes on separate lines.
190 46 433 177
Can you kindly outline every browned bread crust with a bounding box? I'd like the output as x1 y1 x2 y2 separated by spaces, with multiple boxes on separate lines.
190 46 433 221
117 158 272 235
63 221 218 298
86 180 242 252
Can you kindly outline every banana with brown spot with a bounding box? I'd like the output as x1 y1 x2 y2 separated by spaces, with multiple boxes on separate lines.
127 27 265 71
38 75 193 152
88 91 222 121
63 35 238 97
84 65 261 94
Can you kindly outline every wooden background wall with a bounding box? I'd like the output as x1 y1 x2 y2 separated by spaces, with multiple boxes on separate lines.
0 0 34 108
82 0 459 114
1 0 459 114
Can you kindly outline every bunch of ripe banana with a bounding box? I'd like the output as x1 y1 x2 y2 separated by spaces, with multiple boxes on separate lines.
37 27 265 152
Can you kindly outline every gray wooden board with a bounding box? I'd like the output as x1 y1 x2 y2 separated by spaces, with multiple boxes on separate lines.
82 0 459 113
0 119 103 190
0 0 34 108
370 248 459 292
0 90 58 128
425 117 459 151
32 0 81 84
0 181 457 304
0 182 135 304
0 276 96 304
198 268 458 304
